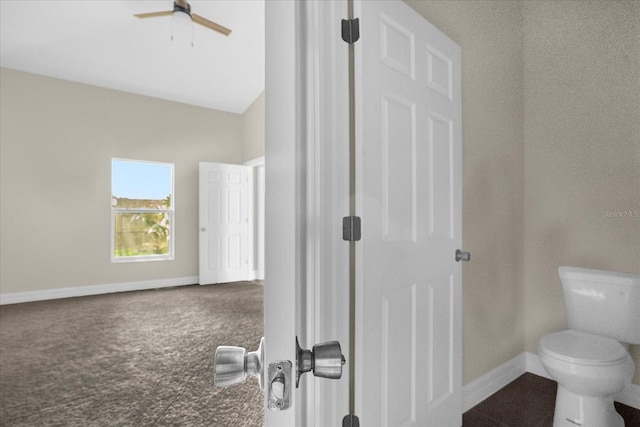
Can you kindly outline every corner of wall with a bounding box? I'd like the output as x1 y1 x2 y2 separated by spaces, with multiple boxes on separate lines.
241 91 265 162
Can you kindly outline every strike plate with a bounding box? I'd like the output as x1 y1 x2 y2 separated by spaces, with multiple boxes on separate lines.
267 361 292 411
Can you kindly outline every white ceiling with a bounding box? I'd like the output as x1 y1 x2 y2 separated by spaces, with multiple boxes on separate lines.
0 0 265 114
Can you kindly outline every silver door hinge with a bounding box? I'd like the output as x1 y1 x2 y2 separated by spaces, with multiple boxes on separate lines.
342 216 361 241
341 18 360 44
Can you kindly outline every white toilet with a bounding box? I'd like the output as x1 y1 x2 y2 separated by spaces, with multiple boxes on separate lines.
538 266 640 427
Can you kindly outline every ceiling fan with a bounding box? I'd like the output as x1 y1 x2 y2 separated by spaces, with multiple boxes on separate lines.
135 0 232 37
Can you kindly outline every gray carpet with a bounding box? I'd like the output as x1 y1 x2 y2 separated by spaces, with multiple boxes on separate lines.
0 282 264 426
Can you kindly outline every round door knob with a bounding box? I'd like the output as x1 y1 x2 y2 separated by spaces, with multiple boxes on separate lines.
214 346 246 387
214 338 264 389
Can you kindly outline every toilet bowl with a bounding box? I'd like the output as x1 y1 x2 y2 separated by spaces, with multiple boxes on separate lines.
538 330 634 427
537 267 640 427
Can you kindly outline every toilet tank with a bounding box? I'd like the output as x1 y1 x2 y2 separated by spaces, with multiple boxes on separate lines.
559 266 640 345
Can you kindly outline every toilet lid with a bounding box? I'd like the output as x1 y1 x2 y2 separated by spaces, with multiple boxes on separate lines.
540 330 629 366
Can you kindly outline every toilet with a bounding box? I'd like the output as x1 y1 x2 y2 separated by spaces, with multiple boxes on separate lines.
538 266 640 427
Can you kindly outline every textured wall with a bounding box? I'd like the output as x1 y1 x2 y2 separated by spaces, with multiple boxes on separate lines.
523 0 640 385
405 0 526 385
407 0 640 388
0 68 243 293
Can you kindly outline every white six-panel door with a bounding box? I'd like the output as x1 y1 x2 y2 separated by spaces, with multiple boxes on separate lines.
199 162 250 285
355 1 462 425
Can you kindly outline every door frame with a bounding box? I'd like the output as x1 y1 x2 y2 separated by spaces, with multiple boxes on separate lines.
297 2 351 425
243 156 265 281
264 1 350 425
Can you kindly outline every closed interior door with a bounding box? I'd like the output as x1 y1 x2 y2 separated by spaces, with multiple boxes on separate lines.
356 1 462 425
199 162 251 285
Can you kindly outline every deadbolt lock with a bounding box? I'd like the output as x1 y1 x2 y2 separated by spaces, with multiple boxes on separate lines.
296 337 346 387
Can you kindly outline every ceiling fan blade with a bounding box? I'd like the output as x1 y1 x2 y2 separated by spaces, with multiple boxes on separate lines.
134 10 173 19
192 13 232 36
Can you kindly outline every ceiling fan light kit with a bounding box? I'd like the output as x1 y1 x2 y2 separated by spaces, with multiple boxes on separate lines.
171 4 194 46
135 0 232 46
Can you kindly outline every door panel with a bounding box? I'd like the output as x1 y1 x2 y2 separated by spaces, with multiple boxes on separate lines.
381 95 416 243
199 162 250 285
356 1 462 425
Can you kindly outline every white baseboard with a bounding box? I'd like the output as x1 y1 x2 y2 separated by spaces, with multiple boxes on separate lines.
462 353 527 412
463 351 640 411
0 276 198 305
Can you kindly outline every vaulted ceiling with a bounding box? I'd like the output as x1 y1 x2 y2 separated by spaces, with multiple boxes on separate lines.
0 1 265 114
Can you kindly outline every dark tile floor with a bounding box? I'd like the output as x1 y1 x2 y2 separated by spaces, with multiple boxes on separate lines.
463 373 640 427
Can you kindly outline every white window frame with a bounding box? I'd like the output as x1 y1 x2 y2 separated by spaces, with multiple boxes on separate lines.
110 158 175 263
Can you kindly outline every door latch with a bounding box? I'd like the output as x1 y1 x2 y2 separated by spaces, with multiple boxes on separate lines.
296 337 345 387
267 360 292 411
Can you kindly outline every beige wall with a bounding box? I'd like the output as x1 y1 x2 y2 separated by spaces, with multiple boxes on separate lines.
406 0 526 385
522 0 640 384
407 0 639 387
242 91 265 161
0 68 244 293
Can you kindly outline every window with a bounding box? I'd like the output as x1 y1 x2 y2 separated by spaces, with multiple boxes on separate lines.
111 158 174 262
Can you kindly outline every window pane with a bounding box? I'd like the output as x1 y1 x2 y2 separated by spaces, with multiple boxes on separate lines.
114 212 171 257
112 159 172 208
111 158 174 261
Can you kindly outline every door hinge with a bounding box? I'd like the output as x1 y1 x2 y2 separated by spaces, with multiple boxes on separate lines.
341 18 360 44
342 216 361 241
342 414 360 427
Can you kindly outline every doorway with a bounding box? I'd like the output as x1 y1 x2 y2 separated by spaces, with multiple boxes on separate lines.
244 156 265 282
198 158 265 285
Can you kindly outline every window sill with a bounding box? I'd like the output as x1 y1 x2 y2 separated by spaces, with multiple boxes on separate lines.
111 255 174 263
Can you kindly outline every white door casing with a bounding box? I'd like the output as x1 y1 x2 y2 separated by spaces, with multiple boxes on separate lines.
243 156 266 281
198 162 251 285
355 1 462 426
256 163 265 280
297 1 351 425
211 2 339 425
264 2 350 425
